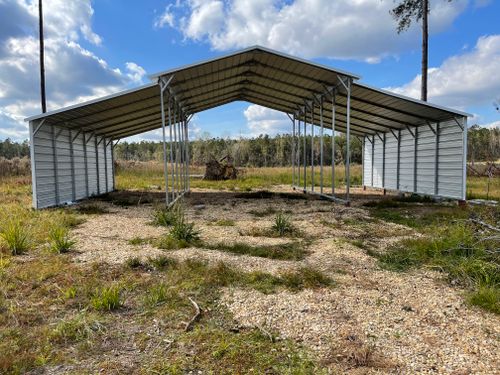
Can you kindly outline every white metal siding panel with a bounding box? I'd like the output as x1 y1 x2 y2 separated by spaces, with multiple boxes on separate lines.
437 120 463 199
363 136 372 186
86 137 98 196
384 133 398 190
416 124 436 195
398 128 415 192
55 128 73 204
106 142 114 192
372 135 383 188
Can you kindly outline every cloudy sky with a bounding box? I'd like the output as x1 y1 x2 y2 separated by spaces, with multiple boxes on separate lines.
0 0 499 141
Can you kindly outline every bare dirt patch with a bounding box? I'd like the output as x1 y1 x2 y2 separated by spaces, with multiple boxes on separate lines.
70 188 500 374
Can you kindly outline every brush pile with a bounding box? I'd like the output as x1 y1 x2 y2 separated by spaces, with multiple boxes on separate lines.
203 155 239 180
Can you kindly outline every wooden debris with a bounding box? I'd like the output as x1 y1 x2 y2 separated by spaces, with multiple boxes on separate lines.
184 297 202 332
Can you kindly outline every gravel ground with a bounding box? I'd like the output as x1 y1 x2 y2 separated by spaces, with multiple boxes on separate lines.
70 187 500 374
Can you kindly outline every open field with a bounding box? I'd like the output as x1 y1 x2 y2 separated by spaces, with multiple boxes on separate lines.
0 167 498 374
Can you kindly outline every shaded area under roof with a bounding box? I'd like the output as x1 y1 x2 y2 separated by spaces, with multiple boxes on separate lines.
26 46 470 139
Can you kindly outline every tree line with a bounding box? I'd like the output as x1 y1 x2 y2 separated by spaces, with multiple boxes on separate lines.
0 125 498 165
114 134 363 167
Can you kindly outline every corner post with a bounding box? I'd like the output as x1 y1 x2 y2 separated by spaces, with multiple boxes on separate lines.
29 121 38 209
159 79 170 205
320 96 324 194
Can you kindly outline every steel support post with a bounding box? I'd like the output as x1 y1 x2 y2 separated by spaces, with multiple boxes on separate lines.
96 137 101 195
104 138 108 193
178 110 184 194
111 141 116 191
310 102 315 192
29 121 38 208
361 136 364 189
160 81 170 205
303 110 307 191
186 119 191 192
434 123 439 196
292 114 296 188
320 98 324 194
173 104 178 199
332 92 336 196
51 125 60 205
461 117 468 201
175 105 181 196
168 98 175 202
345 79 351 202
83 133 89 197
297 115 301 187
69 129 76 201
371 135 375 187
396 130 401 190
413 127 418 193
382 133 386 189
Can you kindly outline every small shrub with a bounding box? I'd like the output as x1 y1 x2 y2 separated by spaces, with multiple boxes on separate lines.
156 235 191 250
152 204 182 227
0 219 31 255
50 313 104 344
205 241 306 260
48 226 76 253
281 267 333 291
147 255 177 270
144 283 170 307
128 237 149 246
125 257 143 269
467 287 499 314
90 285 122 311
272 212 294 236
170 215 200 243
214 219 235 226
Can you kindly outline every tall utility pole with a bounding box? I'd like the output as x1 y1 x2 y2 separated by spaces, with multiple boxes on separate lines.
39 0 47 113
421 0 429 102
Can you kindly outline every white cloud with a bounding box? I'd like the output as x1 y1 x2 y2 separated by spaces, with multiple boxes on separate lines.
125 62 147 83
482 120 499 129
157 0 468 62
243 104 290 136
387 34 500 109
0 0 146 141
154 5 176 28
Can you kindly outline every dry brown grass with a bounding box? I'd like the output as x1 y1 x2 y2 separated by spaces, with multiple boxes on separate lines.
0 157 30 177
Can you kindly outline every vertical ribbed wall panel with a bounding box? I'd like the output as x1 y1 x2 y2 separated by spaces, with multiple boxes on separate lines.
31 122 116 208
398 128 415 192
384 133 398 190
362 119 465 200
372 136 383 188
363 136 372 186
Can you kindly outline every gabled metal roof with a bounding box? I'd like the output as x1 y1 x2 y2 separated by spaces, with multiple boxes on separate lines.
26 46 470 139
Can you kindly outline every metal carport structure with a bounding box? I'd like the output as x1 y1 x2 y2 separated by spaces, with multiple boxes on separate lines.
26 46 470 209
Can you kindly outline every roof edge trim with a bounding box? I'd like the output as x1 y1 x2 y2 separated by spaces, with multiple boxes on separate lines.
356 82 472 118
24 82 158 122
148 45 361 81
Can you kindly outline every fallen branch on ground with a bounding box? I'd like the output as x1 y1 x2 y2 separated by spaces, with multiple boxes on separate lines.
469 219 500 233
184 297 201 332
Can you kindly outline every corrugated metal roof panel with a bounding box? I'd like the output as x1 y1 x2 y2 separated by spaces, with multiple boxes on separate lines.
25 46 469 140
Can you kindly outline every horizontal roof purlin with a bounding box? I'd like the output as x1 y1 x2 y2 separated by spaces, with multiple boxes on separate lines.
25 46 470 139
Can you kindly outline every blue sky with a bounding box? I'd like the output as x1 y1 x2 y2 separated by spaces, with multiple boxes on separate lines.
0 0 499 141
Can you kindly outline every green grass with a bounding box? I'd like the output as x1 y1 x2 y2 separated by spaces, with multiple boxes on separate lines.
213 219 236 226
370 208 499 314
0 219 31 255
49 313 104 344
90 285 122 311
204 241 307 260
151 203 182 227
48 226 76 254
272 212 295 236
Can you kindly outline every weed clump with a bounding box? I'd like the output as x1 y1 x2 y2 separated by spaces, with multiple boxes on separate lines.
48 226 76 253
90 285 122 311
272 212 294 236
151 203 182 227
0 219 31 255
